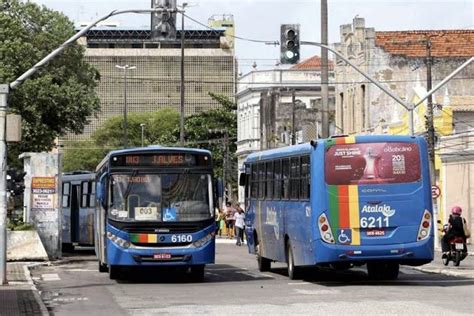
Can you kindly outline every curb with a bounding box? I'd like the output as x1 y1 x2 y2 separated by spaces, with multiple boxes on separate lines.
23 263 50 316
411 266 474 279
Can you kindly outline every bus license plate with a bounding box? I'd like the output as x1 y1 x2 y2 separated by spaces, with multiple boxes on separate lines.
455 243 464 250
153 253 171 260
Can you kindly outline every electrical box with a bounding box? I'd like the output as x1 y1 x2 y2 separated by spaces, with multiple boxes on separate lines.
6 114 21 142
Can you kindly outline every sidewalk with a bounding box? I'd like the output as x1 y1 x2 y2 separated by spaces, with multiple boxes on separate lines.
0 263 49 316
411 249 474 279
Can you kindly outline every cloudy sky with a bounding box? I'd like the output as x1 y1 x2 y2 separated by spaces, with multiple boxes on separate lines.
32 0 473 73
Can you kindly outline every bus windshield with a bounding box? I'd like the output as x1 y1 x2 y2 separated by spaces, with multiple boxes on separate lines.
325 142 421 185
109 173 213 222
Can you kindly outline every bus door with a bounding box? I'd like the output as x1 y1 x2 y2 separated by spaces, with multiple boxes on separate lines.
69 184 80 243
78 181 95 245
325 141 429 247
61 181 72 244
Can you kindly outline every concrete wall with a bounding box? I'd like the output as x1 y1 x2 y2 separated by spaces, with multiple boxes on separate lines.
20 153 61 258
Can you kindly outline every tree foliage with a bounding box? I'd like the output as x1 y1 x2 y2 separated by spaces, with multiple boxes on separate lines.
184 93 238 194
0 0 100 165
62 109 180 171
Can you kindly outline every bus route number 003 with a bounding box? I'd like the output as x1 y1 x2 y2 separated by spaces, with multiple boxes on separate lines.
360 216 389 228
171 234 193 243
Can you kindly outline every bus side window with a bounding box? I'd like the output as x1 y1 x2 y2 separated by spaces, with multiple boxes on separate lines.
301 155 310 200
266 161 273 200
290 157 300 200
89 181 96 207
251 164 258 199
282 159 290 200
273 160 282 200
62 182 70 208
81 181 89 208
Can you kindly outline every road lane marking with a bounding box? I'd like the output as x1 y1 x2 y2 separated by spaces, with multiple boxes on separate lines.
288 282 311 285
64 269 97 272
42 273 60 281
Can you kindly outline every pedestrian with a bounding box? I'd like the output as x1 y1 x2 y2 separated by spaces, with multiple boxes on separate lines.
215 208 223 236
224 202 235 239
234 205 245 246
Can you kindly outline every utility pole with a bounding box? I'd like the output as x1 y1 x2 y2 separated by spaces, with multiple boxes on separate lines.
320 0 329 138
179 3 188 146
140 123 146 147
224 129 229 202
292 90 296 145
115 64 136 148
426 38 436 184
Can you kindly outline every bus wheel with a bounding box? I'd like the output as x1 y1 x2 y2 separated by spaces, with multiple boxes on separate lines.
190 265 205 281
109 265 120 280
257 254 271 272
99 261 108 273
286 242 301 280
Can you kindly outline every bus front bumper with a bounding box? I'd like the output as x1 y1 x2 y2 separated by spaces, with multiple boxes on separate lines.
314 237 434 266
107 239 215 267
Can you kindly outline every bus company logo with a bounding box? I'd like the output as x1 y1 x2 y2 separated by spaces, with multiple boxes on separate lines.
383 145 413 153
361 204 396 217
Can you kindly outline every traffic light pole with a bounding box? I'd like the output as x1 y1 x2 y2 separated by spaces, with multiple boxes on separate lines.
0 7 167 286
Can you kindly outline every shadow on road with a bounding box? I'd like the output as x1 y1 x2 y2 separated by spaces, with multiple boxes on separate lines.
268 266 474 287
114 263 274 284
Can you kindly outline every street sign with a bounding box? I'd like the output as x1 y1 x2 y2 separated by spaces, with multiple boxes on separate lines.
431 185 441 199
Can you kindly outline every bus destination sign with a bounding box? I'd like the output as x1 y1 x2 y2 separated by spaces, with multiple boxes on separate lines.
111 153 210 167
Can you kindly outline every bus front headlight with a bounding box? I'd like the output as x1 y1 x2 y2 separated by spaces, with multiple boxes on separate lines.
107 232 131 249
193 233 214 248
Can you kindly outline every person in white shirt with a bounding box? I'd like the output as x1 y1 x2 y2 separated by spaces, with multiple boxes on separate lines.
233 204 245 246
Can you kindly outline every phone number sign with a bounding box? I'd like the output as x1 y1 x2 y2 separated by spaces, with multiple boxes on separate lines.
31 177 56 210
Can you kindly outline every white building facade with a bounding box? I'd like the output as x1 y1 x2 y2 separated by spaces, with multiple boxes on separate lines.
236 59 335 203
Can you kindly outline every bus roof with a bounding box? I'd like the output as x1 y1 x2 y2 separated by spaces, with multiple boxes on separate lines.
244 135 422 163
96 146 212 172
62 172 95 182
245 143 313 163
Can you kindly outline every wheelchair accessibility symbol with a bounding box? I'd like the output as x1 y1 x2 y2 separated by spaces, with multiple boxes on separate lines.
337 229 352 244
163 207 177 222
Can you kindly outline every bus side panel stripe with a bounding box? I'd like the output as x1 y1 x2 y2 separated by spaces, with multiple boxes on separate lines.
328 185 339 235
348 185 361 246
338 185 350 228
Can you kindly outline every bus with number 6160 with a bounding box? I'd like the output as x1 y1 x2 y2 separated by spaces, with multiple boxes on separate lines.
240 135 434 280
95 146 218 280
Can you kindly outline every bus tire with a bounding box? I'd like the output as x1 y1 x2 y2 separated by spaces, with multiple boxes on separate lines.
257 254 271 272
62 243 74 253
99 261 108 273
190 265 205 281
286 242 301 280
109 265 120 280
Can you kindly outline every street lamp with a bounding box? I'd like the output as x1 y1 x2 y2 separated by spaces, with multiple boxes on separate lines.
115 64 136 148
140 123 146 147
179 2 188 146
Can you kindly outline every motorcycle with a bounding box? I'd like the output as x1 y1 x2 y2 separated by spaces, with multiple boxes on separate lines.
441 224 467 266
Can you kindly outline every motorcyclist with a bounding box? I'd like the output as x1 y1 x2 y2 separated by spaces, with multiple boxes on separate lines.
441 205 467 257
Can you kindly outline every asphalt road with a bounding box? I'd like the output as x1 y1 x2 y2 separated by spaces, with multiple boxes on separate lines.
30 241 474 315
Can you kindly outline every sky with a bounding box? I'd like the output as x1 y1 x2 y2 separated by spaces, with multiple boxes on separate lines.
32 0 474 74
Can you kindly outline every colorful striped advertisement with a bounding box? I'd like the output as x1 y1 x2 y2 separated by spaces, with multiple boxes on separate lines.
130 233 158 243
328 185 361 245
326 136 360 245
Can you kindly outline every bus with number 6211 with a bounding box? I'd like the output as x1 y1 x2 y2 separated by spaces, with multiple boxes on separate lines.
95 146 218 280
240 135 434 280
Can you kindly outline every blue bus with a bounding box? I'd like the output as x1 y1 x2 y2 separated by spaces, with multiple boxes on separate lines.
95 147 217 280
240 135 433 280
61 172 96 252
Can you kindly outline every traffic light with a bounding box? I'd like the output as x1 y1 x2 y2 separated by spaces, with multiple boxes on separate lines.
280 24 300 64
